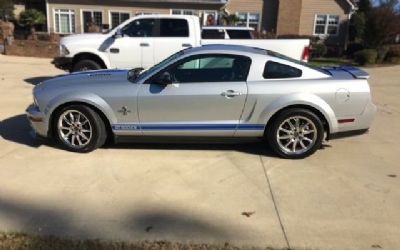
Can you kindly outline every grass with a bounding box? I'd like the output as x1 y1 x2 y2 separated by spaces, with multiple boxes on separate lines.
0 233 287 250
309 57 356 67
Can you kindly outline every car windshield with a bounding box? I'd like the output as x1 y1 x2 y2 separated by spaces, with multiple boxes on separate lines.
132 50 185 82
266 50 329 75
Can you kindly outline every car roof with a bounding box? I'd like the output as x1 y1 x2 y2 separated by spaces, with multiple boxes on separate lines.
202 26 254 31
184 44 267 56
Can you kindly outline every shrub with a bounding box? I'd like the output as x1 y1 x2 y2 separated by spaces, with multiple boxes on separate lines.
376 46 389 64
354 49 378 65
384 45 400 64
312 43 327 58
346 43 364 57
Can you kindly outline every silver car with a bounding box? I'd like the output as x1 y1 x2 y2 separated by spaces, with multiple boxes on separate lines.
26 45 376 159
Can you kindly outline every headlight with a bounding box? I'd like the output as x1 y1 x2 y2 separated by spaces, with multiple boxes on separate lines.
60 44 70 56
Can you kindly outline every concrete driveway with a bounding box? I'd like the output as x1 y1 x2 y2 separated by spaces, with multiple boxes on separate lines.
0 55 399 250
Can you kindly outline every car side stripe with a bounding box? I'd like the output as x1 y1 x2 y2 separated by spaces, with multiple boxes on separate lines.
112 124 264 131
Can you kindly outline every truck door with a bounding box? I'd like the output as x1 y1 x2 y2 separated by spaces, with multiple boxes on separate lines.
152 18 194 66
108 18 156 69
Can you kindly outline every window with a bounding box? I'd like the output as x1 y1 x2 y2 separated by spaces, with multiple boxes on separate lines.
111 12 130 29
171 9 198 16
121 18 155 37
263 61 302 79
238 12 260 30
314 14 340 35
82 11 102 33
54 9 75 33
165 55 251 83
202 29 225 39
160 19 189 37
226 29 252 39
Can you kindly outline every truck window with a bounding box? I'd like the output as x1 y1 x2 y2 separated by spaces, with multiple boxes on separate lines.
226 30 252 39
202 29 225 39
263 61 302 79
160 19 189 37
122 18 156 37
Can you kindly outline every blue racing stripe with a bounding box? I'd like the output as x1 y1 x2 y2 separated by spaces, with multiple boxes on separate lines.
112 124 264 131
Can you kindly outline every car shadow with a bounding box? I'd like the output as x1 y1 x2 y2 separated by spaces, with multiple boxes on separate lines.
24 76 54 86
1 114 276 157
0 114 45 148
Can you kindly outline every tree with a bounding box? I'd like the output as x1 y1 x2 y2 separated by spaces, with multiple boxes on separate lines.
19 9 45 40
364 5 400 48
221 13 240 26
0 0 14 21
358 0 372 13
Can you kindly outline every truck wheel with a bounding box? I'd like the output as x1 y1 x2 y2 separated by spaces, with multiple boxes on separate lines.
54 105 107 153
267 108 324 159
72 59 102 72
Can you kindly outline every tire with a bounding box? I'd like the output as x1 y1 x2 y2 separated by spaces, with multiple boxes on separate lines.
54 105 107 153
267 108 324 159
72 59 102 72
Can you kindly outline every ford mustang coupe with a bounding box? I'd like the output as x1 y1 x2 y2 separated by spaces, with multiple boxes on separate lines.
27 45 376 159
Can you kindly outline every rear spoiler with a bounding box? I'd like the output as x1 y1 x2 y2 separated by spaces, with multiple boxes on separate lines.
322 66 370 79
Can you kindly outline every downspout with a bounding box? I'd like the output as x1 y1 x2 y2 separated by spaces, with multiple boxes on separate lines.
46 0 50 34
344 6 357 51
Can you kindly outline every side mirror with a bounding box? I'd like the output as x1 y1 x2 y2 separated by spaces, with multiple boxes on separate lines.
113 29 123 39
156 72 172 85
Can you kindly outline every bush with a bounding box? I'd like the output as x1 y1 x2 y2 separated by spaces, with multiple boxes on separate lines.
376 46 389 64
346 43 364 57
385 45 400 64
354 49 378 65
312 43 327 58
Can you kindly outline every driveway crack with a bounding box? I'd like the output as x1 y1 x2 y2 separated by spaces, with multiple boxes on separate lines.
259 156 291 250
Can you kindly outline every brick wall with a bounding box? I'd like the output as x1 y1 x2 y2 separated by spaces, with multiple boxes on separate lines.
276 0 303 35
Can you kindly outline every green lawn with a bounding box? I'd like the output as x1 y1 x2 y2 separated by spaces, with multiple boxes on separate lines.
309 57 356 67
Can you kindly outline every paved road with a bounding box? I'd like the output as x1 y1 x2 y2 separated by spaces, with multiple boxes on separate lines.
0 55 399 249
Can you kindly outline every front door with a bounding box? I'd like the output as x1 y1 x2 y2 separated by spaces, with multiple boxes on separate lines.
108 18 156 69
137 54 252 136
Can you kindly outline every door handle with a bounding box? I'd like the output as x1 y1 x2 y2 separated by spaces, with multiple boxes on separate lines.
110 48 120 53
140 43 149 47
221 90 243 98
182 43 192 48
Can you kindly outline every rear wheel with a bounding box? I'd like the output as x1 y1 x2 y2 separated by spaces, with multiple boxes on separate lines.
72 59 102 72
267 108 324 159
54 105 107 153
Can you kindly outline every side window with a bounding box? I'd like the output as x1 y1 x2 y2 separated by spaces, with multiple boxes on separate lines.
226 30 252 39
263 61 302 79
160 19 189 37
202 29 225 39
121 18 156 37
168 55 251 83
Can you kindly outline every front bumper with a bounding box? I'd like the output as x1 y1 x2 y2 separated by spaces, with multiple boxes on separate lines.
52 56 73 71
26 104 48 138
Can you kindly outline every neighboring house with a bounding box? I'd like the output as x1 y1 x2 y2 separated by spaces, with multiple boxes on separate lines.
40 0 355 46
275 0 357 46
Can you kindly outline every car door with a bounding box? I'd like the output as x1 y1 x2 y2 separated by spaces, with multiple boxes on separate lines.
108 18 156 69
137 54 252 136
152 18 194 66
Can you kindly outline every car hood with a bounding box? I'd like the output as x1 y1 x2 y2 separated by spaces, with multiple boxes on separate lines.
60 33 111 46
36 69 129 91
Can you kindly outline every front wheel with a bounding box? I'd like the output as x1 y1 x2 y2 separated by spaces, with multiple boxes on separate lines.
72 59 102 72
267 108 324 159
54 105 107 153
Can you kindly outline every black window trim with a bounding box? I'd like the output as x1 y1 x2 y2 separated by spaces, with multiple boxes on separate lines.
263 60 303 80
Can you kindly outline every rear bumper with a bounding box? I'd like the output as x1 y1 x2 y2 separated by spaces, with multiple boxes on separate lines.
52 56 73 71
332 101 377 136
26 104 49 138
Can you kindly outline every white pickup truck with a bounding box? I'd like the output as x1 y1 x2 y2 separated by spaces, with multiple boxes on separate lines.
53 15 310 72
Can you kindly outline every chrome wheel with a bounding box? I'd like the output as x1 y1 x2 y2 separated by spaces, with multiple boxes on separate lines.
276 116 318 155
57 110 92 149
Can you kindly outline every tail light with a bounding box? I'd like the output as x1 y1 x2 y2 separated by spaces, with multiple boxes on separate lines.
302 46 310 62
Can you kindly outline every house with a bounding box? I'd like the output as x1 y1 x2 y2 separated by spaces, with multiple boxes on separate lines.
41 0 356 46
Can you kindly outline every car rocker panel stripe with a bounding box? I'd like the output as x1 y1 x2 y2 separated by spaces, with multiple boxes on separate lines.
112 124 265 131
